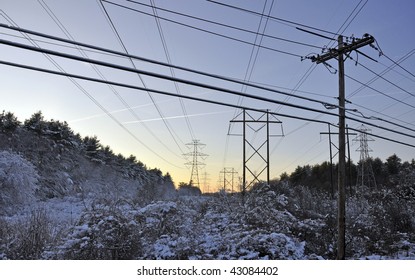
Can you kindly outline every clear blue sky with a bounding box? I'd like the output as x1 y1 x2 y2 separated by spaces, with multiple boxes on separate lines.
1 0 414 191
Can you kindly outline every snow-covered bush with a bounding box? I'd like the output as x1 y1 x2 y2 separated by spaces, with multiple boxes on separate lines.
59 206 141 259
0 150 39 211
135 201 181 241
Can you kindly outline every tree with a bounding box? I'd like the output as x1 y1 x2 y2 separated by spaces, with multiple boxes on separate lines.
371 157 386 185
0 111 20 132
83 136 101 160
386 154 401 176
45 119 73 141
289 165 311 186
279 172 289 181
24 111 45 134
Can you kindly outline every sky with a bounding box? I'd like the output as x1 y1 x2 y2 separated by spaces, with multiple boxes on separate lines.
1 0 414 192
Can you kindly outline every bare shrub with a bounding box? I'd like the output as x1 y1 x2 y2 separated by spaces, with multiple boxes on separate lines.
1 209 52 259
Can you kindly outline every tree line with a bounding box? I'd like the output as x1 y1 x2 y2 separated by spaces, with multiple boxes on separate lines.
278 154 415 194
0 110 169 183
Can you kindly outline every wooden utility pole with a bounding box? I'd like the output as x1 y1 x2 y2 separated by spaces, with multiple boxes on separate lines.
337 35 346 260
311 34 374 259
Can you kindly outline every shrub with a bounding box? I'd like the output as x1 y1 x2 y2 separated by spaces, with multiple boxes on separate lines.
60 206 141 259
0 209 53 259
0 150 39 210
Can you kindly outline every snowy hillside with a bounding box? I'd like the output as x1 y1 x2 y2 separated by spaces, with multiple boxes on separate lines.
1 111 414 260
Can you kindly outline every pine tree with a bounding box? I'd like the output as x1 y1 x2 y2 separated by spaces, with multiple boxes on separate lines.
0 111 20 132
24 111 45 134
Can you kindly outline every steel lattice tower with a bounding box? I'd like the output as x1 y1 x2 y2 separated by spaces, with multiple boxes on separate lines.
354 125 377 188
184 140 207 188
229 109 283 201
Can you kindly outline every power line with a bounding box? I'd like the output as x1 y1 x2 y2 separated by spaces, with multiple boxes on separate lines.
347 52 415 99
352 102 415 130
0 23 413 139
225 0 273 171
0 11 183 169
382 50 415 79
372 40 415 79
148 0 196 141
345 72 415 110
123 0 322 50
348 110 415 134
0 31 125 58
2 58 415 150
348 48 415 98
0 23 338 109
38 0 184 159
317 59 415 110
206 0 341 37
98 0 187 155
336 0 368 35
0 39 342 118
2 37 414 141
101 0 304 58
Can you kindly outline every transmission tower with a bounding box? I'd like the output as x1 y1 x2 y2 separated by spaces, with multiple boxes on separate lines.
229 109 283 201
354 124 377 188
201 171 210 193
219 167 238 192
320 124 357 197
184 140 208 188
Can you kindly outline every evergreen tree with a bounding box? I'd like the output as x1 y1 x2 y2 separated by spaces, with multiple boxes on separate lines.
0 111 20 132
24 111 45 134
83 135 101 158
386 154 402 175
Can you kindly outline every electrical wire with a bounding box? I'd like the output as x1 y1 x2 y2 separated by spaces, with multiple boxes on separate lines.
1 38 414 141
123 0 322 50
348 48 415 98
148 0 196 141
101 0 304 59
0 11 183 169
230 0 275 176
0 23 338 109
372 40 415 79
38 0 185 159
2 58 415 150
314 59 415 110
98 0 187 154
336 0 368 35
352 102 415 130
382 51 415 79
347 52 415 99
2 23 412 143
1 24 414 141
206 0 341 37
5 60 415 151
345 72 415 110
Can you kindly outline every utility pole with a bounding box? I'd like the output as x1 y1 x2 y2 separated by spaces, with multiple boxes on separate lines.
311 34 374 260
183 140 208 188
